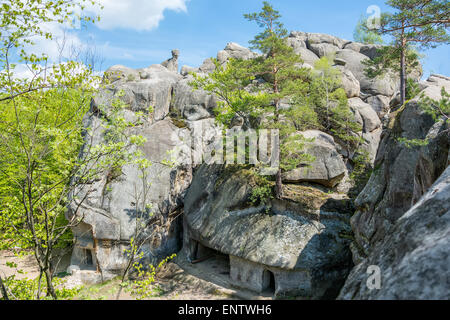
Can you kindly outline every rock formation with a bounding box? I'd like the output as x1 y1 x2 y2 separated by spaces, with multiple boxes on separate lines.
67 31 449 299
339 166 450 300
183 164 353 298
161 49 180 73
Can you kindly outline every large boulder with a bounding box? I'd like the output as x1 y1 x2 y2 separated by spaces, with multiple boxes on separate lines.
282 130 347 188
344 42 383 60
103 65 141 83
218 42 258 63
335 66 360 98
183 164 353 299
309 43 340 58
348 98 381 133
336 49 399 97
306 33 348 49
171 76 216 121
92 65 182 123
68 117 193 280
365 95 391 119
339 166 450 300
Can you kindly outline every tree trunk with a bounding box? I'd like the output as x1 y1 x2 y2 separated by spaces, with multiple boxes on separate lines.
274 98 283 199
400 24 407 106
275 168 283 199
0 275 9 300
44 268 57 299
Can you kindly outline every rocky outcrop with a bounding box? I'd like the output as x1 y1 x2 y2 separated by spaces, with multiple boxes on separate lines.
68 63 205 281
349 75 450 264
183 165 353 299
161 49 180 73
282 130 347 188
338 166 450 300
67 30 449 299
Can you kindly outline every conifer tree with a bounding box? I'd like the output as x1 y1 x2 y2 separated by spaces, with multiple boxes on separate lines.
371 0 449 105
192 2 311 198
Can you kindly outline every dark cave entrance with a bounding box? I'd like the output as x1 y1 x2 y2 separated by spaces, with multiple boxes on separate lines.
191 241 231 277
81 248 94 267
262 270 276 294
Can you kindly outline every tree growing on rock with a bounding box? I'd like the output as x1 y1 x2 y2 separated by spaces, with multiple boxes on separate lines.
192 1 313 199
368 0 450 105
309 57 363 152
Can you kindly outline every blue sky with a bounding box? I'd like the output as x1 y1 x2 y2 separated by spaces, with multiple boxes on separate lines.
73 0 449 79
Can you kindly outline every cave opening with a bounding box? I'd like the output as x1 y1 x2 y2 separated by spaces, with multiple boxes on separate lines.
82 248 93 267
262 270 276 295
192 241 231 277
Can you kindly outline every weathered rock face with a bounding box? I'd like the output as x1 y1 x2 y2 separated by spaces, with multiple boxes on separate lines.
282 130 347 188
68 31 449 299
161 49 180 73
338 166 450 300
183 165 353 299
68 63 209 281
349 75 450 264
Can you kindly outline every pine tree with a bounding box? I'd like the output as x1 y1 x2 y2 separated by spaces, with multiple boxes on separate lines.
192 2 311 199
243 1 311 198
373 0 449 105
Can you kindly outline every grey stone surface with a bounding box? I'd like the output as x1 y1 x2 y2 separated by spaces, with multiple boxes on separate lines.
171 76 216 120
69 32 449 299
349 75 450 262
306 33 348 49
183 164 353 299
161 49 180 73
339 166 450 300
309 43 340 58
366 95 391 119
103 65 141 83
335 66 360 98
336 49 399 97
282 130 347 188
348 98 381 133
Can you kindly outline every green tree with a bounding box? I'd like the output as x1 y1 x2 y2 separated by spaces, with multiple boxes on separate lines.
371 0 449 105
192 2 312 198
308 57 363 152
0 0 142 300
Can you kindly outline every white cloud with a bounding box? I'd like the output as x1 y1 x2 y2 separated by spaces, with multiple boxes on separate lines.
89 0 189 31
25 22 84 62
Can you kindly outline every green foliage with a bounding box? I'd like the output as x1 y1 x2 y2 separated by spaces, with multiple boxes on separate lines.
190 2 313 195
380 0 450 50
419 87 450 121
1 274 82 300
366 0 449 105
406 77 422 100
0 0 160 300
309 57 363 149
398 87 450 148
350 149 372 189
191 2 366 199
0 88 91 250
363 44 421 78
248 172 274 207
191 58 270 129
397 137 430 148
128 254 176 300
